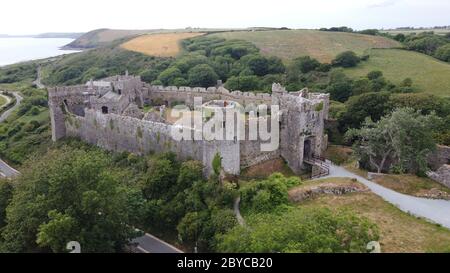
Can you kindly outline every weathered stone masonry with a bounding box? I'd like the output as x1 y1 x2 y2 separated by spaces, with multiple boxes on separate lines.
48 74 330 176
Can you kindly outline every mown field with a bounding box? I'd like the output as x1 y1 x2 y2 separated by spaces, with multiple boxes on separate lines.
295 178 450 253
121 33 205 57
344 48 450 97
212 30 401 63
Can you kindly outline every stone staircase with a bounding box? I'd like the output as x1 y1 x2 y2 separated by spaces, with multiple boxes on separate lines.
304 156 330 179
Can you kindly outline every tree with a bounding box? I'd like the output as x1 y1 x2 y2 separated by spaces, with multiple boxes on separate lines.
326 71 354 102
141 157 179 200
390 93 450 117
291 56 321 73
140 69 160 83
339 92 392 130
187 64 219 87
405 35 447 55
240 173 291 213
394 33 406 42
359 29 379 36
1 147 138 253
244 55 269 76
0 179 13 228
267 56 286 74
346 108 440 174
157 67 183 86
435 44 450 62
332 51 360 68
224 75 260 91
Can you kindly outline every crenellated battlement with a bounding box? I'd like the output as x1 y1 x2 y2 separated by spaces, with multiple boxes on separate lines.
48 73 329 176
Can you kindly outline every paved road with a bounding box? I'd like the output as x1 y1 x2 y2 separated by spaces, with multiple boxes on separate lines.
0 91 22 178
323 163 450 229
131 233 183 253
234 196 246 227
0 92 22 123
32 66 45 89
0 159 20 178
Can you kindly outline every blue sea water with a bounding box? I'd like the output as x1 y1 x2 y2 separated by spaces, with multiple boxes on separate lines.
0 37 79 66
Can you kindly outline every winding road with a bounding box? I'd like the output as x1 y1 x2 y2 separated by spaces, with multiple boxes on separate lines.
323 163 450 229
0 91 22 178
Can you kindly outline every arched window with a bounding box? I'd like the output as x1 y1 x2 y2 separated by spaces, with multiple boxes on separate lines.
102 106 109 114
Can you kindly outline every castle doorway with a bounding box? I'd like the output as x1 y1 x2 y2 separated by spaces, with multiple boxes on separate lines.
304 138 313 159
101 106 109 114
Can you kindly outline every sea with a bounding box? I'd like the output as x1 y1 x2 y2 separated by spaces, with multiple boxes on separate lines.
0 37 80 67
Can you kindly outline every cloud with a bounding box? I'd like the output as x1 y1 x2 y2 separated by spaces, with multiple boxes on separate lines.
367 0 398 8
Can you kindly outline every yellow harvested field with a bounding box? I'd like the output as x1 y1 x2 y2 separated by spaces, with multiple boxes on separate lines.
121 33 205 57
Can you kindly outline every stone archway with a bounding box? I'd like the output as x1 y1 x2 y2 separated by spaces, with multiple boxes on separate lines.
303 137 315 159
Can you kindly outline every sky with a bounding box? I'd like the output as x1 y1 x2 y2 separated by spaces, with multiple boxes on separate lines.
1 0 449 35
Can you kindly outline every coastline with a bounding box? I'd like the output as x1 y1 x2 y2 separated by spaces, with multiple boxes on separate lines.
0 37 82 67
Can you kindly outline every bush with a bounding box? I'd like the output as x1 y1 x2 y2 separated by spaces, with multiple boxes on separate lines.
435 44 450 62
240 174 290 213
332 51 360 68
216 207 379 253
291 56 320 73
367 71 383 80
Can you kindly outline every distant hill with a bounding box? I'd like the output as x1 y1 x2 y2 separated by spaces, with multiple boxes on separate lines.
34 32 84 39
212 30 401 63
0 33 84 39
63 29 152 49
63 28 244 50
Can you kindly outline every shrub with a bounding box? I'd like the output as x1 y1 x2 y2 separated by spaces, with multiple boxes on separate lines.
240 174 290 213
332 51 360 68
435 44 450 62
212 153 222 175
216 207 379 253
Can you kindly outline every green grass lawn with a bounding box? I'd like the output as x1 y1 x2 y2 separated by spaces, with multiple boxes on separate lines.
292 178 450 252
344 48 450 97
212 30 400 63
0 95 7 108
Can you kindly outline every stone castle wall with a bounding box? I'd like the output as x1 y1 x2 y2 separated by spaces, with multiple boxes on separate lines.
48 75 330 176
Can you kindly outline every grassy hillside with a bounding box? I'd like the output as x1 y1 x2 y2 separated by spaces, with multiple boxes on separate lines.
296 178 450 252
42 40 172 86
344 48 450 97
212 30 401 63
64 28 241 49
63 29 152 49
121 33 205 57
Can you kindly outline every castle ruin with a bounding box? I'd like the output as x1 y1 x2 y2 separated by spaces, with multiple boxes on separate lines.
48 73 330 176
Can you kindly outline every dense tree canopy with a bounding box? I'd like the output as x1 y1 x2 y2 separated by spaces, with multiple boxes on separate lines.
346 108 440 174
0 146 142 253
